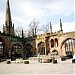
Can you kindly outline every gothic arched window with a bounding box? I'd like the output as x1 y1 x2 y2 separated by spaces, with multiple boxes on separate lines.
51 39 54 47
55 38 58 47
0 40 3 55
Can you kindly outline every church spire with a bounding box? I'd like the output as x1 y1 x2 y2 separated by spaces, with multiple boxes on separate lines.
5 0 12 26
3 0 14 35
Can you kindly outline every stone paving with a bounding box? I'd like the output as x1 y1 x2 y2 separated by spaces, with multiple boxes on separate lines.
0 58 75 75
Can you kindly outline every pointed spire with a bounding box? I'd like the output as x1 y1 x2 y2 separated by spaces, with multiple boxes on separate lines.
60 19 62 31
5 0 12 26
13 23 14 28
3 24 4 27
3 0 14 35
50 22 52 33
22 29 24 38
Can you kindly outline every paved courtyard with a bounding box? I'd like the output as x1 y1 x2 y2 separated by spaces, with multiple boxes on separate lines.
0 59 75 75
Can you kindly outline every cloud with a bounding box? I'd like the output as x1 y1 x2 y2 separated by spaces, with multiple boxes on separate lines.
0 0 74 33
37 21 75 35
1 0 74 18
44 0 74 16
52 22 75 33
63 22 75 32
11 0 74 23
0 12 5 32
10 0 74 30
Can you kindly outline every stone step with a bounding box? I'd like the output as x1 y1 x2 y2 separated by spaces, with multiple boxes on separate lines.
28 55 60 60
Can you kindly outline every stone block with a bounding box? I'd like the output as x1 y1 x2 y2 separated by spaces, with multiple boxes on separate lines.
72 59 75 63
6 61 11 64
24 61 29 64
42 59 50 63
52 60 57 64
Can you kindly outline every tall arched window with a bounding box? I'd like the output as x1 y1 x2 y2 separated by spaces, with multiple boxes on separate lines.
24 44 33 57
64 38 75 55
12 43 22 58
38 42 45 55
51 39 54 47
55 38 58 47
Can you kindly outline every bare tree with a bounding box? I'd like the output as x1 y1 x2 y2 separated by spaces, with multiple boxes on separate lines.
15 27 22 37
28 19 39 37
41 24 49 33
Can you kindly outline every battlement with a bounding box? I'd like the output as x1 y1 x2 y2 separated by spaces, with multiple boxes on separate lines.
36 30 63 39
36 33 46 38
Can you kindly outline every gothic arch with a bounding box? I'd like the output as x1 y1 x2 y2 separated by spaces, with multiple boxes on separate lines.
61 38 75 56
61 38 75 47
37 41 45 55
11 42 23 58
23 43 33 57
11 42 23 49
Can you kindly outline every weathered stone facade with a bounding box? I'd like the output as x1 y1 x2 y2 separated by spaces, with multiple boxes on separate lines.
0 0 75 59
0 0 22 58
35 21 75 56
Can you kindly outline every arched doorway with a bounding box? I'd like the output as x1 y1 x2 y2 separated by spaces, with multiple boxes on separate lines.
61 38 75 57
11 43 22 58
38 42 45 55
24 44 33 58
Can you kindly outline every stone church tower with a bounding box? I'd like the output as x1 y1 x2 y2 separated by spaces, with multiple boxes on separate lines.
3 0 14 35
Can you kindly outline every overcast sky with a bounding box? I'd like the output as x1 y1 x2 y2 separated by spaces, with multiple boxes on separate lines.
0 0 75 34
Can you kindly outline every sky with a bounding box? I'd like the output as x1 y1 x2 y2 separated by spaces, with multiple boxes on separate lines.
0 0 75 34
